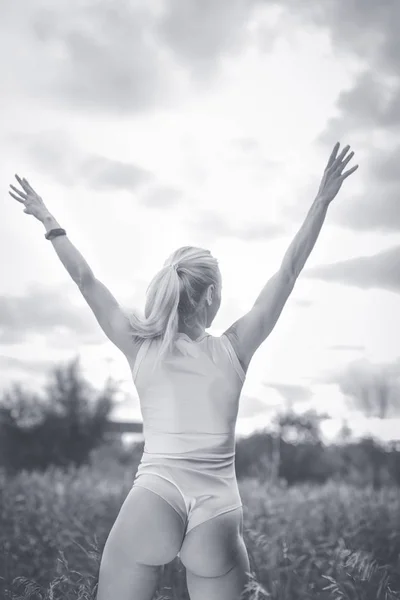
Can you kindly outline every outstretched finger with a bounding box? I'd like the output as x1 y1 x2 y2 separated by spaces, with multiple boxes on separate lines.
336 151 354 174
15 174 31 194
340 164 359 180
326 142 340 169
9 191 25 203
335 144 351 166
9 184 27 200
23 178 36 194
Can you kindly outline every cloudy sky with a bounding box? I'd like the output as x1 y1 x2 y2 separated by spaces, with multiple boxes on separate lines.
1 0 399 443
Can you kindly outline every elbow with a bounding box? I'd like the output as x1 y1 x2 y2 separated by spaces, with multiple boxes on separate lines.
77 269 95 290
280 264 296 287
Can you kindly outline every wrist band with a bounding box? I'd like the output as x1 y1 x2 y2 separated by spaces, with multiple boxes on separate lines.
45 228 67 240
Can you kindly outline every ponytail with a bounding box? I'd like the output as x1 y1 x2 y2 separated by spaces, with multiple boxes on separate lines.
122 246 219 369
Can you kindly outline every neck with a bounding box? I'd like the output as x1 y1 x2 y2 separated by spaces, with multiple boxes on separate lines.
178 321 206 341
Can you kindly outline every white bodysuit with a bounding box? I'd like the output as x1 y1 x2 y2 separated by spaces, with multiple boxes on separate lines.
130 332 246 534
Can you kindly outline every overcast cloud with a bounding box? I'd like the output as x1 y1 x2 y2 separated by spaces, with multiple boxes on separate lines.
263 383 312 406
0 0 270 115
1 0 399 439
304 245 400 294
0 285 100 346
327 357 400 418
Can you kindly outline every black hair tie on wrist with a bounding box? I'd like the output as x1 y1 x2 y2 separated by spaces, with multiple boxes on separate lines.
45 228 67 240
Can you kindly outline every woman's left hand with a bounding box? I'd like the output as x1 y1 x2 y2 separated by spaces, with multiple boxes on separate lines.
316 143 359 205
9 175 50 222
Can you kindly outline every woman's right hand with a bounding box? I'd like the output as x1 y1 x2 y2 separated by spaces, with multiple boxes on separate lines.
9 175 51 223
317 142 359 205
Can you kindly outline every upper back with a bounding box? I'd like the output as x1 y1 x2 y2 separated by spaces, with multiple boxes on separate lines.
129 332 246 454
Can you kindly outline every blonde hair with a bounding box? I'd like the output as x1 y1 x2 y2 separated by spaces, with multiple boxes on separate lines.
123 246 220 368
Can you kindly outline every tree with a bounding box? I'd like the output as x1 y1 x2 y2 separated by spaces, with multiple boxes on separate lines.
269 408 332 484
337 358 400 488
274 408 329 444
0 356 116 473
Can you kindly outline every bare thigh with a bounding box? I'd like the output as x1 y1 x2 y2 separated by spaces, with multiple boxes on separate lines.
96 485 187 600
102 485 186 567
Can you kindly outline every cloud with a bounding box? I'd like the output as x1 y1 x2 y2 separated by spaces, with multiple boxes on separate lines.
232 138 263 154
187 208 284 242
263 382 312 405
327 357 400 418
0 284 102 346
312 0 400 140
0 1 175 114
318 72 400 144
292 299 313 308
157 0 263 79
333 144 400 233
141 185 184 208
0 355 54 375
329 344 365 352
228 137 280 179
286 143 400 234
0 0 267 115
291 0 400 89
79 155 152 192
238 394 279 419
11 130 155 193
334 182 400 234
303 245 400 293
0 279 156 349
371 144 400 184
293 0 400 234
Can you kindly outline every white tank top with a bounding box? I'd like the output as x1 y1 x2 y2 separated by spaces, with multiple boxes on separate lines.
130 332 246 459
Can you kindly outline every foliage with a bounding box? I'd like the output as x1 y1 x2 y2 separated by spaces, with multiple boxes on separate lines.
0 357 116 473
235 410 400 488
0 459 399 599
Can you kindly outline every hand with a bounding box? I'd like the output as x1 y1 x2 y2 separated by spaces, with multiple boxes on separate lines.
317 142 359 204
9 175 50 222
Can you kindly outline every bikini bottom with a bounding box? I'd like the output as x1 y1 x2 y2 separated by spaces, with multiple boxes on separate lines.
132 452 243 535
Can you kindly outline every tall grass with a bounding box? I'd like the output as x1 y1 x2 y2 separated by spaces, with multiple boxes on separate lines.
1 445 399 599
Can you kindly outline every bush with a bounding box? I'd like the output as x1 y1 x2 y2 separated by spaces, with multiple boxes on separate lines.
1 460 399 600
235 430 400 488
0 357 116 473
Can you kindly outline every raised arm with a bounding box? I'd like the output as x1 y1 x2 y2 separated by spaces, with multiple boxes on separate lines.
8 176 136 358
223 142 359 373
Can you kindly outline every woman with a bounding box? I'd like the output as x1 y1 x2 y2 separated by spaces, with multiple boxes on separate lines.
9 142 358 600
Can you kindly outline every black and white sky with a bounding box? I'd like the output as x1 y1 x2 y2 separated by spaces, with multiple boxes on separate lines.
1 0 399 441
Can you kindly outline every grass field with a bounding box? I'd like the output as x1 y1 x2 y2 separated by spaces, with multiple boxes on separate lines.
1 446 399 600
